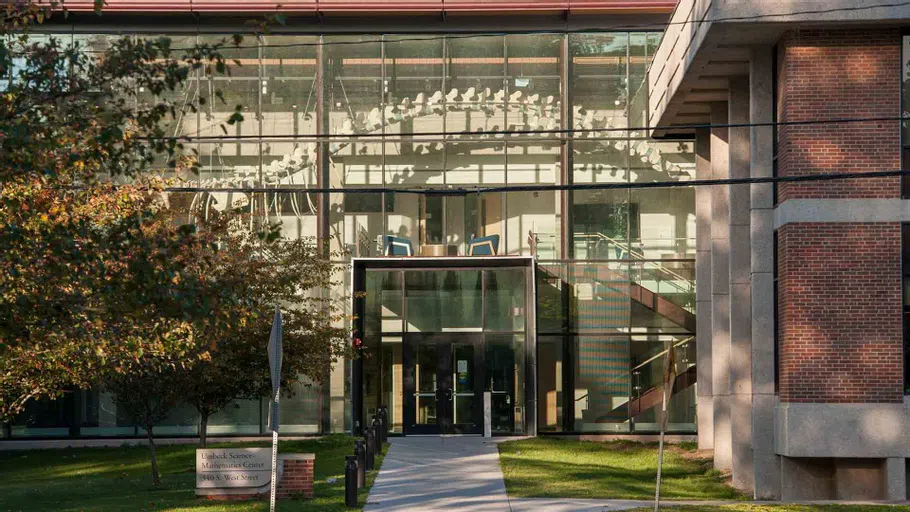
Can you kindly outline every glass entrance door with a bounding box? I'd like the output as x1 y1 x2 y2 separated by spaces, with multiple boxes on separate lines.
403 334 482 434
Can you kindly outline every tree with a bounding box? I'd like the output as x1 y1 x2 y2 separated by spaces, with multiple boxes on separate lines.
102 338 191 487
0 0 244 421
177 213 347 447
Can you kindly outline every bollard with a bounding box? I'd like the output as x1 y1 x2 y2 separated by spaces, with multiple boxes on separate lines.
379 406 389 443
376 407 387 445
364 428 375 471
371 415 381 445
354 440 366 488
344 455 358 508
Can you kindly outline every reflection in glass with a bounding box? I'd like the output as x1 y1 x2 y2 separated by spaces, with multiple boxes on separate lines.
629 336 696 432
405 271 482 332
572 190 631 260
538 336 564 432
484 269 526 332
381 338 404 432
365 271 404 334
485 334 525 433
416 342 438 425
452 343 476 427
574 336 629 432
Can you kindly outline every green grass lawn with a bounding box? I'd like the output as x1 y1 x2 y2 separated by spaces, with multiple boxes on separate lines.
0 434 386 512
632 507 910 511
498 437 743 500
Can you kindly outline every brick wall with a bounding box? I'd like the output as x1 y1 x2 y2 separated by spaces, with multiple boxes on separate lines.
776 29 901 201
777 223 903 403
276 455 315 499
776 29 904 403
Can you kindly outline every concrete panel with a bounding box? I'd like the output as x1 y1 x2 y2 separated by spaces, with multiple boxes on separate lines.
752 394 781 500
750 209 774 275
731 393 754 492
775 199 905 228
835 459 886 500
697 395 715 450
714 0 910 25
711 236 730 297
750 274 775 395
780 457 835 501
712 294 731 399
776 403 910 458
729 224 752 285
714 394 733 472
885 457 907 501
695 128 713 250
729 281 752 396
696 298 713 398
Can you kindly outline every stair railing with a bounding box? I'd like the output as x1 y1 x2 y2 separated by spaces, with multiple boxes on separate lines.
572 232 694 298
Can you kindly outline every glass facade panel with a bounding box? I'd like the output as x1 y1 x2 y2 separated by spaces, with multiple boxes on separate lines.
484 269 526 332
574 336 630 432
537 336 564 432
485 334 525 433
405 270 483 332
629 335 696 432
207 400 261 435
570 33 629 129
7 30 698 439
365 270 404 335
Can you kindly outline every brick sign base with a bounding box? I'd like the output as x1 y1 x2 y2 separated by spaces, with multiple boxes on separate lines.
276 454 315 499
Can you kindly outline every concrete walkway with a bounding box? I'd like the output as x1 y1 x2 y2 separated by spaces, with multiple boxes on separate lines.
364 436 514 511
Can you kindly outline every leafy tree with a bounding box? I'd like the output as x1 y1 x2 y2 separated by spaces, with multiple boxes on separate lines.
180 215 348 447
0 0 243 421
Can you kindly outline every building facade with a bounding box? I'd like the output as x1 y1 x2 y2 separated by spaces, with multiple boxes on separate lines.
649 0 910 502
4 0 910 503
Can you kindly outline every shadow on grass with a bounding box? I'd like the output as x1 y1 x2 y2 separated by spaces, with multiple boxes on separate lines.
498 437 742 501
0 435 387 512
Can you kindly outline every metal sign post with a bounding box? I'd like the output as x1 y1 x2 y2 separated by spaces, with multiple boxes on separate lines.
653 340 677 512
267 307 283 512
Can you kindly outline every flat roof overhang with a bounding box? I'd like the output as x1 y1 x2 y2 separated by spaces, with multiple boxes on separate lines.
647 0 910 138
55 0 675 15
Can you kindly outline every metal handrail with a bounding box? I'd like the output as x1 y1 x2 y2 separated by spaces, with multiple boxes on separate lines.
573 231 692 287
630 336 695 373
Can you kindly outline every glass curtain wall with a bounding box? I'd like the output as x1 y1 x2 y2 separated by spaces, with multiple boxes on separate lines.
4 30 696 438
538 32 696 434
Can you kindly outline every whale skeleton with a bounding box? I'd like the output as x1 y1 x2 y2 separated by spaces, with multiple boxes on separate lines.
187 87 691 224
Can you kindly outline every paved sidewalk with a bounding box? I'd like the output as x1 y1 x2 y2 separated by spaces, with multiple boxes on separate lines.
364 436 515 511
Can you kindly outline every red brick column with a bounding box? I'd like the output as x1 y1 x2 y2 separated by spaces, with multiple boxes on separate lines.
776 29 901 202
276 454 315 499
777 223 902 402
776 29 903 404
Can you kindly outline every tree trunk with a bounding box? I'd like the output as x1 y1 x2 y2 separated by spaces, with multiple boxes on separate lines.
199 412 209 448
147 426 161 486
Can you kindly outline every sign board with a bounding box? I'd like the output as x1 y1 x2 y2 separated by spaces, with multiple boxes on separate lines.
196 448 272 495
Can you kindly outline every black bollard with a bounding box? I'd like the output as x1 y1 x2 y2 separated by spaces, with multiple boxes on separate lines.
376 407 386 445
354 440 366 488
344 455 358 508
379 405 389 443
364 428 375 471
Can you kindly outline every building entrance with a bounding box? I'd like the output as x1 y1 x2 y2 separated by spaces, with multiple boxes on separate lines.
352 257 537 437
403 334 483 434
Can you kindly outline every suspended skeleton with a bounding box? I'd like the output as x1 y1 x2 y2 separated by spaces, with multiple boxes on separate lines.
187 84 691 224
